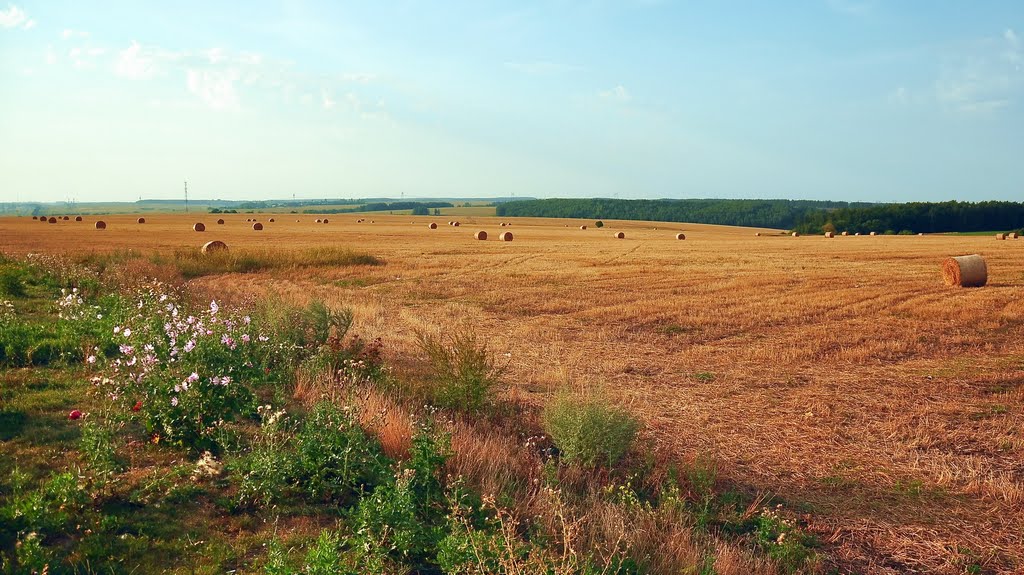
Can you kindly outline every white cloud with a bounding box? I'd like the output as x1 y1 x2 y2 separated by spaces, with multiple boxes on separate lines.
62 29 89 40
187 68 240 110
936 29 1023 113
0 4 33 29
321 88 335 110
69 46 106 69
115 41 155 78
599 85 631 102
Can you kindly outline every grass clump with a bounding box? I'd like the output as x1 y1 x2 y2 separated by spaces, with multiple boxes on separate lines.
164 247 382 278
416 331 503 413
543 395 639 468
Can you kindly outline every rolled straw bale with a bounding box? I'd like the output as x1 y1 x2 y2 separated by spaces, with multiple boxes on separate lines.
448 221 454 226
137 217 146 224
613 231 625 239
996 233 1006 240
942 254 987 287
95 221 106 230
246 218 252 222
676 233 686 240
854 232 861 236
824 231 834 238
75 216 82 222
39 218 47 224
269 218 275 222
322 218 329 224
1010 232 1019 239
316 219 322 223
453 221 460 227
919 233 925 236
499 231 513 241
193 222 206 232
252 222 264 231
869 231 877 236
475 231 488 240
201 240 228 254
500 222 506 227
428 222 438 229
31 216 37 220
47 217 57 223
62 216 69 221
755 232 761 236
792 232 800 237
580 225 588 230
841 231 849 236
217 219 225 224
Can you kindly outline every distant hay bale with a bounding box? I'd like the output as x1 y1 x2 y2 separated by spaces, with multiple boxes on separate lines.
95 221 106 230
448 221 454 226
62 216 69 221
31 216 37 220
792 232 800 237
428 222 438 229
269 218 275 222
137 217 146 224
217 219 225 225
246 218 252 222
918 233 925 236
942 254 987 288
193 222 206 232
675 233 686 240
453 221 460 227
580 225 587 230
316 219 322 223
322 218 329 224
253 222 264 230
475 230 488 240
1010 232 1019 239
370 220 374 223
841 231 849 236
824 231 834 238
201 240 228 254
47 217 57 224
39 218 47 224
755 232 761 236
75 216 82 222
613 231 625 239
869 231 877 236
499 231 513 241
854 232 861 236
995 233 1006 240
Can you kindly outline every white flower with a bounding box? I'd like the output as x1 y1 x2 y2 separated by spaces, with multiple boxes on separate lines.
86 355 96 364
123 328 132 338
171 396 179 406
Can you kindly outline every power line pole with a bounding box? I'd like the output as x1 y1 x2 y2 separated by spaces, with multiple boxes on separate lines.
184 180 189 213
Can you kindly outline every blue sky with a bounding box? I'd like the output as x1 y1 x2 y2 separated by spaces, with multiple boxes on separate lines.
1 1 1021 203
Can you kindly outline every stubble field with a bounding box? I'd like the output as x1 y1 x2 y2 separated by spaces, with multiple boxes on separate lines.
2 213 1022 573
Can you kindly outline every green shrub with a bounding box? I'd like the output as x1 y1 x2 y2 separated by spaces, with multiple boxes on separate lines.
754 507 818 573
595 220 604 228
303 530 345 575
263 537 296 575
0 267 27 298
543 395 639 468
417 331 502 413
80 419 124 478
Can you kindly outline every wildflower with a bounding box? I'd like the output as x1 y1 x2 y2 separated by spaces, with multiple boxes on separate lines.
113 326 121 334
159 294 167 302
123 328 132 337
184 340 196 353
220 376 231 386
241 334 250 343
119 344 134 355
86 355 96 364
96 313 103 320
258 335 269 342
171 396 179 407
68 409 82 420
243 315 251 324
209 300 219 314
132 401 142 412
187 372 200 383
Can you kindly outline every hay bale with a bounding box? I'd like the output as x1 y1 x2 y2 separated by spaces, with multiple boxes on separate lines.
75 216 82 222
918 233 925 236
193 223 206 232
95 221 107 230
47 217 57 224
580 225 588 230
201 240 228 254
755 232 761 236
316 218 322 223
854 232 861 236
792 232 800 237
428 222 438 229
996 233 1006 240
62 216 69 221
613 231 625 239
253 222 264 231
869 231 877 236
453 221 460 227
269 218 275 223
1010 232 1019 239
824 231 834 238
39 218 47 224
137 217 146 224
841 231 849 236
448 221 454 226
31 216 37 220
942 254 987 287
217 219 225 225
475 230 488 240
322 218 329 224
499 231 513 241
500 222 506 227
675 233 686 240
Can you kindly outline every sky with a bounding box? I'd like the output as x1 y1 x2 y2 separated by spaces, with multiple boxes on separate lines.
0 1 1022 204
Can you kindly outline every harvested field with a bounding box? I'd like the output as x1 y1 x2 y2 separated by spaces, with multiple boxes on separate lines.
2 213 1023 573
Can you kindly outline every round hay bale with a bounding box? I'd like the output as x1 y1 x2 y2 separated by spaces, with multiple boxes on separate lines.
252 222 264 231
217 218 225 225
75 216 82 222
62 216 69 221
918 233 925 236
792 232 800 237
841 231 849 236
95 221 107 230
269 218 275 223
996 233 1006 240
474 230 488 240
675 233 686 240
942 254 987 288
428 222 438 229
500 222 506 227
755 232 761 236
39 218 47 224
322 218 329 224
580 225 588 230
246 218 252 222
316 218 322 223
869 231 877 236
855 232 861 236
201 240 228 254
193 222 206 232
137 217 146 224
1010 232 1019 239
31 216 37 220
47 217 57 224
824 231 834 238
499 231 513 241
613 231 625 239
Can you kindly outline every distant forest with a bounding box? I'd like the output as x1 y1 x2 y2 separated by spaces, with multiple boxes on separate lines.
496 198 1024 234
300 201 454 214
495 198 870 230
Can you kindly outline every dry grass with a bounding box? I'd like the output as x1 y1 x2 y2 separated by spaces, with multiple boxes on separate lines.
3 212 1024 573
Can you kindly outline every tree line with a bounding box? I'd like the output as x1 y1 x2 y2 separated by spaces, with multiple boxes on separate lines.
792 201 1024 235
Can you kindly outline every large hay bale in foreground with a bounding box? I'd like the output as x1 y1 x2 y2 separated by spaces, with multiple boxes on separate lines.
428 222 438 229
95 221 106 230
201 240 228 254
942 254 987 288
193 223 206 232
252 222 264 231
613 231 625 239
824 231 834 238
137 217 146 224
75 216 82 222
499 231 513 241
474 230 488 240
47 217 57 224
675 233 686 240
217 219 225 225
996 233 1006 240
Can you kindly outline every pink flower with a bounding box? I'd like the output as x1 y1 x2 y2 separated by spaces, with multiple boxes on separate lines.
68 410 82 420
86 355 96 364
171 397 178 407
